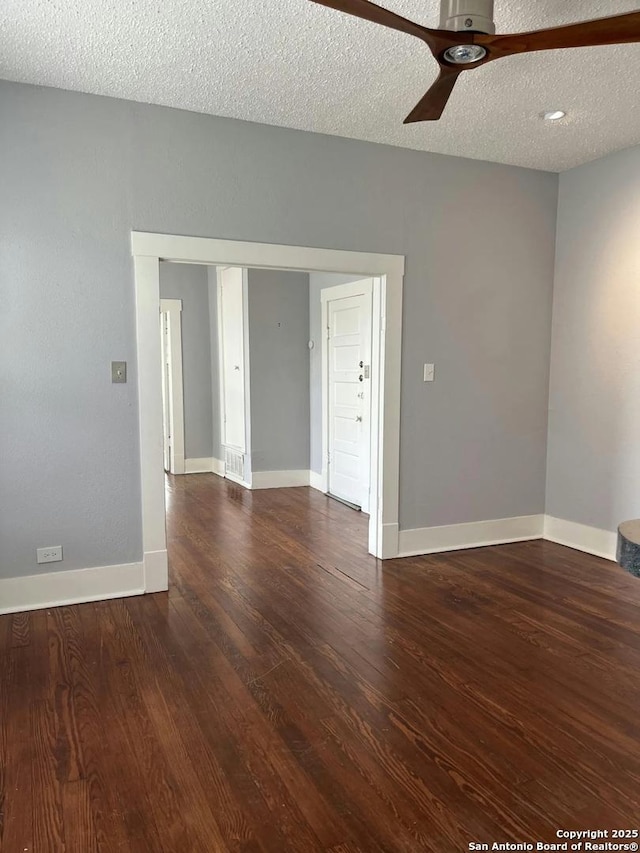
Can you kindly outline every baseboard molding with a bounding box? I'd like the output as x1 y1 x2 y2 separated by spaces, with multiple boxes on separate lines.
308 471 326 493
143 549 169 593
396 513 618 563
543 516 616 562
380 523 400 559
251 470 311 490
0 561 146 616
184 457 224 475
398 514 544 558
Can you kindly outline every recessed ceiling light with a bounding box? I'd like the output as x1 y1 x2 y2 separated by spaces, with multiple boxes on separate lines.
542 110 567 121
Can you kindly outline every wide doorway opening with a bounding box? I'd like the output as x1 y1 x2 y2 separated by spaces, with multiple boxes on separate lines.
131 233 404 594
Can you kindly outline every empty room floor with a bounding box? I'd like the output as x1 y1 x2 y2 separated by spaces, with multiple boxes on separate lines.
2 474 640 851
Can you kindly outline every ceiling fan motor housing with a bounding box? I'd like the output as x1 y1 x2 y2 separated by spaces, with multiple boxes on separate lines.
439 0 495 34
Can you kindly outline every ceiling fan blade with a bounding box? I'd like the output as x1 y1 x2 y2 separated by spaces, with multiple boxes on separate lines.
308 0 450 47
476 11 640 57
403 66 462 123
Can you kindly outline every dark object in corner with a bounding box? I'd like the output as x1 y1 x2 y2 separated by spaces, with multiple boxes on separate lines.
617 520 640 578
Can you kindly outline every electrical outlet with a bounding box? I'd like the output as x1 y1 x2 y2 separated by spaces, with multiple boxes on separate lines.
37 546 63 564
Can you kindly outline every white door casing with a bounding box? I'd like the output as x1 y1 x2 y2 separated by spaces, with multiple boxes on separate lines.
159 298 185 475
132 232 404 572
217 267 252 486
217 267 247 451
322 280 373 511
160 312 171 472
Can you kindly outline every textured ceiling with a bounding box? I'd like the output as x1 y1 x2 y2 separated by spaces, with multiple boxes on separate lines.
2 0 640 171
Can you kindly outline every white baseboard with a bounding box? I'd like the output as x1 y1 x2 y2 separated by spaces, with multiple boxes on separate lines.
3 514 614 616
143 549 169 593
184 457 224 475
543 516 616 562
380 523 400 559
251 470 311 490
398 514 544 558
397 513 619 563
309 470 326 493
0 561 146 616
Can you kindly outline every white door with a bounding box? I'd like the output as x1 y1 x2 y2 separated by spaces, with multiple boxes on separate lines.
324 282 373 511
218 267 247 452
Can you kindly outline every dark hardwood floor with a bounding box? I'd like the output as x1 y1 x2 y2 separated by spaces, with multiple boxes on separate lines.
2 474 640 851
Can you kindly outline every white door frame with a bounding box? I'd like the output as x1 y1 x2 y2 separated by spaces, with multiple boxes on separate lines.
131 232 404 592
159 298 185 475
321 279 374 510
216 267 252 487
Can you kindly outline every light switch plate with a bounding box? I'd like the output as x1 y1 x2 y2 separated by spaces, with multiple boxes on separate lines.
112 361 127 383
424 363 435 382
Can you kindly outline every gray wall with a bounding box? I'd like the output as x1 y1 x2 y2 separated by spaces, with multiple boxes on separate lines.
159 262 213 460
247 270 310 472
0 80 558 579
546 144 640 532
309 273 364 474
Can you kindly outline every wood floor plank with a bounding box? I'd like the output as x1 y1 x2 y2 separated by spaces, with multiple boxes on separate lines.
67 602 134 852
62 779 98 853
118 595 253 851
3 472 640 851
31 697 67 851
10 612 30 649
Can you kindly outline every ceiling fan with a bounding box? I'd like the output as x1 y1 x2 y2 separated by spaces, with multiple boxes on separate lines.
308 0 640 121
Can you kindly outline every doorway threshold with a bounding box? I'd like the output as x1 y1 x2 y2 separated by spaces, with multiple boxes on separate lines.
328 493 361 512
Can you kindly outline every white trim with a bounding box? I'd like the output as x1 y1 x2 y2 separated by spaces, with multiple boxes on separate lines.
241 269 253 479
184 457 225 475
0 562 146 616
142 550 169 594
398 515 544 557
132 232 404 560
216 269 227 457
309 471 325 493
131 233 405 278
133 255 169 591
381 523 400 559
159 298 185 475
217 267 253 486
251 470 311 490
217 267 250 456
369 275 383 552
543 516 616 562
